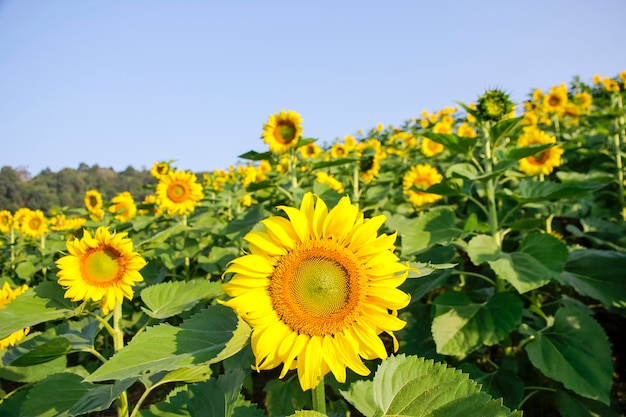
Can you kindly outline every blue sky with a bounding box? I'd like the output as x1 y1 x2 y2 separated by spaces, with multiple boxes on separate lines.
1 0 625 176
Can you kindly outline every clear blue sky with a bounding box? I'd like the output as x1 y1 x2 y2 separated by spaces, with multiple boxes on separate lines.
1 0 625 176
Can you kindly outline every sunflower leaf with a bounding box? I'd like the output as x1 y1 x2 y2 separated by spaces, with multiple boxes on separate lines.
140 279 224 319
510 179 608 203
555 249 626 308
21 373 94 417
341 354 521 417
0 283 75 340
421 132 478 154
431 292 523 356
501 142 555 161
390 207 463 256
467 233 568 293
525 306 613 405
85 305 251 382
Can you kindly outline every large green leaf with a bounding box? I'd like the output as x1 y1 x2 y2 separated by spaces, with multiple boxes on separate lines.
0 282 75 340
389 208 463 256
460 358 524 410
264 378 311 416
21 373 94 417
555 249 626 308
467 233 568 293
0 356 66 383
140 279 224 319
341 354 521 417
431 292 523 356
524 306 613 405
489 117 523 143
501 142 555 161
555 389 622 417
9 337 71 366
86 305 251 382
510 179 607 203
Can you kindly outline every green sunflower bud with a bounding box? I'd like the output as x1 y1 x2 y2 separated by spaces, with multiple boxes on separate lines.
477 89 514 122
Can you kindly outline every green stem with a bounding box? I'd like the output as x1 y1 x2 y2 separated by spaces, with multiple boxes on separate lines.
113 302 129 417
311 376 326 414
352 161 360 208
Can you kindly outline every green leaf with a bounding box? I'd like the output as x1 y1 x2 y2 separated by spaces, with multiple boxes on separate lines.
341 354 521 417
0 356 67 383
467 233 568 293
141 279 224 319
432 292 523 356
502 142 555 161
421 132 478 154
86 305 251 382
0 283 75 340
15 261 39 280
489 116 523 142
391 208 463 256
69 379 136 416
555 389 622 417
555 249 626 308
264 378 311 416
22 373 94 417
460 358 524 410
525 307 613 405
511 179 607 203
9 337 71 366
289 412 327 417
238 150 273 161
310 156 359 170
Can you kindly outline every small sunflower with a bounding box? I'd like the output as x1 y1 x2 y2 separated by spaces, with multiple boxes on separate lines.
150 161 170 179
402 164 444 207
12 208 32 229
84 189 104 213
221 192 410 391
21 210 48 238
421 137 445 157
262 110 304 154
330 143 348 159
0 282 30 349
543 85 568 113
315 172 344 193
108 192 137 222
0 210 12 233
517 126 564 176
56 227 146 314
156 170 204 217
298 143 322 160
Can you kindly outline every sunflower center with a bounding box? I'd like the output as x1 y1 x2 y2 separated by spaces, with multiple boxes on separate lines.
81 247 122 284
88 196 99 208
28 218 41 230
548 96 561 107
270 240 366 336
167 182 189 203
275 122 297 144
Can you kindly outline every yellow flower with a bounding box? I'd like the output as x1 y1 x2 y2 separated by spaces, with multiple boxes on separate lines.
150 161 171 179
50 215 86 232
573 91 592 110
140 194 161 215
21 209 48 238
619 71 626 84
532 88 543 101
262 110 304 153
517 126 564 175
156 170 204 217
0 282 30 348
84 189 103 213
544 85 568 113
13 208 32 228
602 77 620 92
241 193 253 207
376 123 384 132
457 122 477 138
221 192 410 390
330 143 348 159
359 154 381 184
343 135 357 150
298 143 322 159
421 138 444 157
0 210 12 233
56 227 146 314
315 172 344 193
592 74 601 85
89 208 105 222
402 164 443 207
522 111 539 126
108 192 137 222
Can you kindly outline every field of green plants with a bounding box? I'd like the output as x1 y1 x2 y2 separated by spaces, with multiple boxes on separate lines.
1 72 625 417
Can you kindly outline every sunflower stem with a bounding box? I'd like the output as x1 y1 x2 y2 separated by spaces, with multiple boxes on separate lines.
311 376 326 414
352 161 360 208
113 302 129 417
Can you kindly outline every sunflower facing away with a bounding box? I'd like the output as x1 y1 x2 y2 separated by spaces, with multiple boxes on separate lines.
517 126 564 175
108 192 137 222
0 282 30 349
262 110 304 154
402 164 444 207
221 192 410 391
156 170 204 217
56 226 146 314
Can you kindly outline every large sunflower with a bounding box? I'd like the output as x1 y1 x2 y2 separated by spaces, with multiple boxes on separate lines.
56 226 146 314
221 193 410 391
517 126 564 175
262 110 303 154
402 164 444 207
156 170 204 216
0 282 30 349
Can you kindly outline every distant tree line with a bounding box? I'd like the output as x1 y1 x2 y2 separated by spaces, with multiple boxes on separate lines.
0 163 158 212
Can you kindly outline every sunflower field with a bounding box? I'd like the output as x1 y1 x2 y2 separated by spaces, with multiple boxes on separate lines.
1 71 626 417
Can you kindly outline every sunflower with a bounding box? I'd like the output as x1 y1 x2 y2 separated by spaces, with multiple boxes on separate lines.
12 208 32 228
262 110 304 154
21 210 48 238
517 126 564 175
330 143 348 159
56 226 146 314
150 161 170 179
84 189 103 213
421 137 445 157
543 85 568 113
156 170 204 217
0 282 30 349
221 192 410 391
315 172 344 193
0 210 12 233
402 164 444 207
298 143 322 160
108 192 137 222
